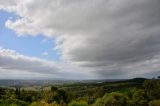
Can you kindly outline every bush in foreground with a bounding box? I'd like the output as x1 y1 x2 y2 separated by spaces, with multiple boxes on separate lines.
95 92 128 106
149 100 160 106
68 101 88 106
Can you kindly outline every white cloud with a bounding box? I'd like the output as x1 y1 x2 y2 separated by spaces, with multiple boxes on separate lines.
41 52 48 56
5 19 40 36
41 38 53 43
0 48 59 74
0 0 160 78
41 39 48 43
0 48 89 79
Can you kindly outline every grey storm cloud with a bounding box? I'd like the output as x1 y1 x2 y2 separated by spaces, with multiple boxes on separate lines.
0 0 160 78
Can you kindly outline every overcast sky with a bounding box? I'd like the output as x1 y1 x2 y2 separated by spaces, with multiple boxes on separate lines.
0 0 160 79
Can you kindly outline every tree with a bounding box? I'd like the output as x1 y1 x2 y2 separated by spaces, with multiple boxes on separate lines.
29 102 38 106
143 79 160 100
104 92 128 106
87 97 95 104
68 101 88 106
95 98 104 106
132 89 148 106
52 89 74 104
9 104 18 106
95 92 128 106
15 88 21 100
51 86 58 92
149 100 160 106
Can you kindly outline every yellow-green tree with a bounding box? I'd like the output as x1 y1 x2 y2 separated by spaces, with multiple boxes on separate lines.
68 101 88 106
95 92 128 106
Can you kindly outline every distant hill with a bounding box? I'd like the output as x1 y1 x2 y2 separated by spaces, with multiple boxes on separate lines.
0 78 148 87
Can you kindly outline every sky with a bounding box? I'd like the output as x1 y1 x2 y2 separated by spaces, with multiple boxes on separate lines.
0 0 160 79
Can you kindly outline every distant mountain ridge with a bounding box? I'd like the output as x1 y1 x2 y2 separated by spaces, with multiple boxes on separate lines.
0 78 148 87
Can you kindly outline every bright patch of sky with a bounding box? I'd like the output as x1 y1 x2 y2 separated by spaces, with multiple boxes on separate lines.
0 10 60 62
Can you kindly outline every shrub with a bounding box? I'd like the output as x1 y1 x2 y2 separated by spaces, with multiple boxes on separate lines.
149 100 160 106
104 92 128 106
94 98 104 106
132 89 148 106
68 101 88 106
95 92 128 106
143 80 160 100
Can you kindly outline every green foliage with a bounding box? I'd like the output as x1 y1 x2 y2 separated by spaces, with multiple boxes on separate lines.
95 92 128 106
9 104 18 106
68 101 88 106
2 78 160 106
0 99 26 106
131 89 148 106
143 79 160 100
149 100 160 106
104 92 128 106
29 102 38 106
52 89 70 104
125 88 137 99
51 86 58 92
87 97 95 104
94 98 104 106
57 89 67 101
29 101 60 106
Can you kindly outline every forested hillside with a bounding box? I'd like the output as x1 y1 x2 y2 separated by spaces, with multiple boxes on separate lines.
0 78 160 106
